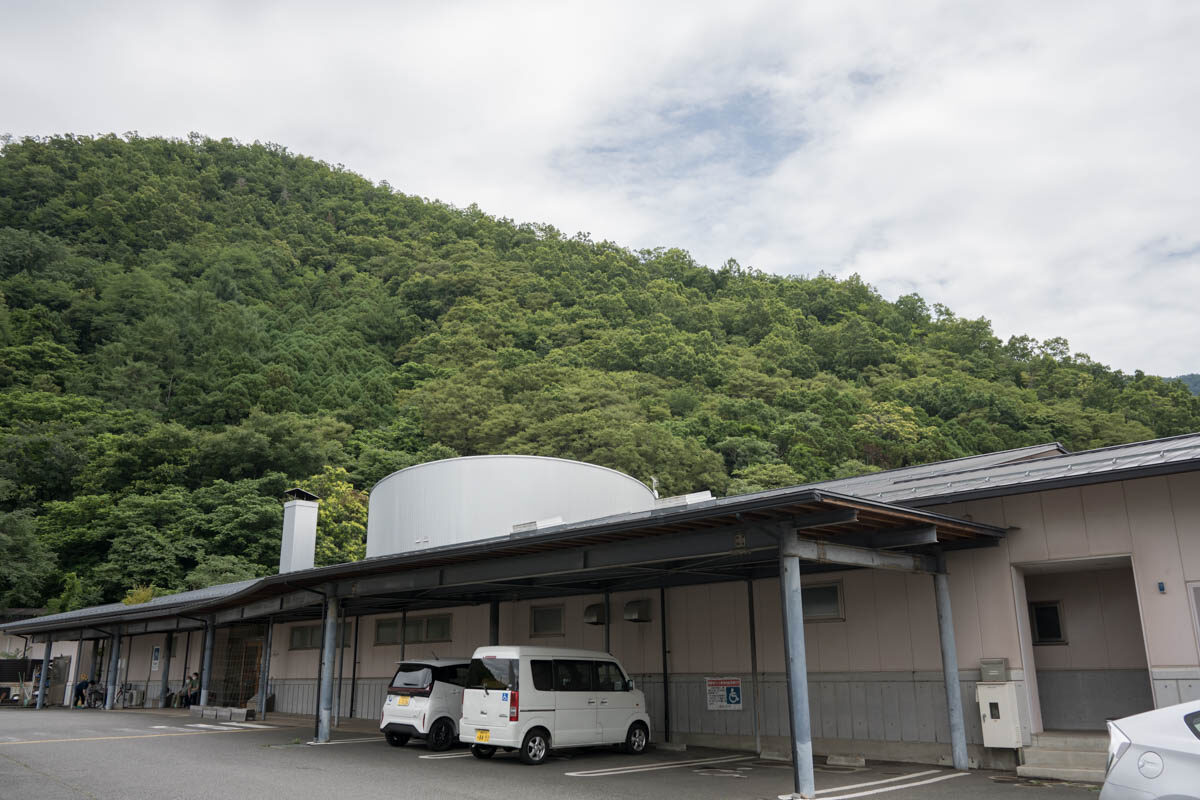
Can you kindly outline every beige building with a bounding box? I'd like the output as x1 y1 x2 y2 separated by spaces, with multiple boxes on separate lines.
6 434 1200 789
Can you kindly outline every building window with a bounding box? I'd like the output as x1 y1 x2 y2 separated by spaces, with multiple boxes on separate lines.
530 605 564 637
289 623 351 650
376 615 452 645
802 583 843 621
1030 601 1067 644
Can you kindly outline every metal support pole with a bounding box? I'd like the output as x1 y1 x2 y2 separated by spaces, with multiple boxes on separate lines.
335 604 345 727
199 621 215 707
603 590 612 653
399 609 407 660
159 633 173 708
747 579 762 756
489 601 500 646
348 616 360 719
36 635 53 709
316 595 340 743
89 639 100 684
779 548 816 799
257 619 273 718
933 551 969 770
659 585 671 743
105 629 121 710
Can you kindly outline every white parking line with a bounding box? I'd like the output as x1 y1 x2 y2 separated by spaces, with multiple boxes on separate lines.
814 770 941 794
566 754 755 777
419 752 473 759
185 723 230 730
221 722 275 728
306 737 385 746
778 770 969 800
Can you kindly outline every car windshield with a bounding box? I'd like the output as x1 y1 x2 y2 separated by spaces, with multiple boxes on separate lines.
390 663 433 689
466 658 517 690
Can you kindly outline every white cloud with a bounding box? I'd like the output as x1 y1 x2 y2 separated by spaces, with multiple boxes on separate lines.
2 0 1197 375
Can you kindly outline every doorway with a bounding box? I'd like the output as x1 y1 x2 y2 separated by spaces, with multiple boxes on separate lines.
1022 558 1153 730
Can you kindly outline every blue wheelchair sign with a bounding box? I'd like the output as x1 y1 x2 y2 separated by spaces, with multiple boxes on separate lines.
725 686 741 705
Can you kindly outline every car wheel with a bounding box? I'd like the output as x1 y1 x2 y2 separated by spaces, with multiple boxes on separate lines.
470 744 496 759
519 729 550 765
427 718 456 751
385 732 410 747
624 722 649 754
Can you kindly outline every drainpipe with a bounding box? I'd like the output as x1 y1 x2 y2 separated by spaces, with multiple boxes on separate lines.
747 579 762 756
659 585 671 743
35 634 53 709
257 619 274 719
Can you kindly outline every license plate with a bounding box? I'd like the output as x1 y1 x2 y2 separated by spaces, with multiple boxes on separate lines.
396 696 409 706
475 730 490 743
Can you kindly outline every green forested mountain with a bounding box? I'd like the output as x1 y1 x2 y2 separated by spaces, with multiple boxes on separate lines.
1 134 1196 612
1175 374 1200 395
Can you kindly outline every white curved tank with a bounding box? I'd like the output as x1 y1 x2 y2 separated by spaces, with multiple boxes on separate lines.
366 455 656 558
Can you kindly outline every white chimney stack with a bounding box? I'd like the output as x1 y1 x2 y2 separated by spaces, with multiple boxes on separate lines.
280 488 320 574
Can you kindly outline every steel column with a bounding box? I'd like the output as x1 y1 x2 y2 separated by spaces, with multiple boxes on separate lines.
399 609 407 660
489 601 499 646
159 633 173 708
348 616 359 718
199 621 215 706
257 619 273 718
104 628 120 710
747 579 762 756
36 634 53 709
659 585 671 743
933 551 968 770
779 547 816 799
335 604 346 727
603 590 611 653
316 595 340 743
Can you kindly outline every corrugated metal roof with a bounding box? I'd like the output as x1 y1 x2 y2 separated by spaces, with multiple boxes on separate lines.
811 432 1200 505
9 579 261 631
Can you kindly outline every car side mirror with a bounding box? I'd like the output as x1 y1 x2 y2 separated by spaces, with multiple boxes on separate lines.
626 679 635 691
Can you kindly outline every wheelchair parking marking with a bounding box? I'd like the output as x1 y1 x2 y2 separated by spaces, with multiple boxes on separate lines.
566 754 755 776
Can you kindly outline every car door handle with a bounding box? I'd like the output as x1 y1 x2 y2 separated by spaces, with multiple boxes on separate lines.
599 700 608 705
587 699 596 704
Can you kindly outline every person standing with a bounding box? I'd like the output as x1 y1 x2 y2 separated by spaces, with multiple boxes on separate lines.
185 672 200 706
73 675 89 707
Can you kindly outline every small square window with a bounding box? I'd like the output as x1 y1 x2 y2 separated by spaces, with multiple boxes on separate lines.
1030 601 1067 645
421 614 452 642
530 605 564 637
289 623 351 650
375 618 402 646
802 583 843 621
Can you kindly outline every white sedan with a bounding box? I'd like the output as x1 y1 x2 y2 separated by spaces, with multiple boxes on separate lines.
1101 699 1200 800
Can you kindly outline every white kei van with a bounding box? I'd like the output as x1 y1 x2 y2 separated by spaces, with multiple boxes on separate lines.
379 658 470 750
459 646 651 765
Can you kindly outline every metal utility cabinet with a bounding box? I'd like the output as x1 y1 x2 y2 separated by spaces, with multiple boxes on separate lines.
976 658 1021 749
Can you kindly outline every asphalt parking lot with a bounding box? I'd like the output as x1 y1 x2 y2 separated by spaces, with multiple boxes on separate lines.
0 708 1102 800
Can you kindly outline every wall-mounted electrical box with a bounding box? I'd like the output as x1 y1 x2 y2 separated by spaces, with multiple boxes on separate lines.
583 603 607 625
976 682 1021 749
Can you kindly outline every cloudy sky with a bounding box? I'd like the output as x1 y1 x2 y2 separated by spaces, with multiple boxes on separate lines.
3 0 1198 376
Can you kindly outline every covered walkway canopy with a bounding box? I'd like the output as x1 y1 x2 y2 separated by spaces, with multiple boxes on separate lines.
5 487 1004 800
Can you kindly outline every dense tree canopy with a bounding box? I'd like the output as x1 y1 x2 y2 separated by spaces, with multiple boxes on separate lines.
2 133 1196 610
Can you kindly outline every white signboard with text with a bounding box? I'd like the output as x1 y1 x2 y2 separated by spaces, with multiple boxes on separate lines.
705 677 743 711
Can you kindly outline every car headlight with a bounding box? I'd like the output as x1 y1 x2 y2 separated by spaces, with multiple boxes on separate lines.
1106 721 1131 774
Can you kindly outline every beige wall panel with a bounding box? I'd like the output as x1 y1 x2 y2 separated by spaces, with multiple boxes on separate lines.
1167 473 1200 581
673 584 711 673
1099 572 1150 669
1026 568 1147 670
964 498 1006 527
873 571 915 671
972 545 1023 663
754 577 786 673
813 616 849 672
607 589 662 674
1002 493 1050 563
1124 477 1200 668
944 551 984 668
1041 488 1090 559
905 572 942 671
710 581 752 673
1080 484 1134 555
843 571 882 672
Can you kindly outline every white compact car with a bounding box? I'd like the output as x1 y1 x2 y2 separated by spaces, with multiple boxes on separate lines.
459 646 651 765
1101 699 1200 800
379 659 470 750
